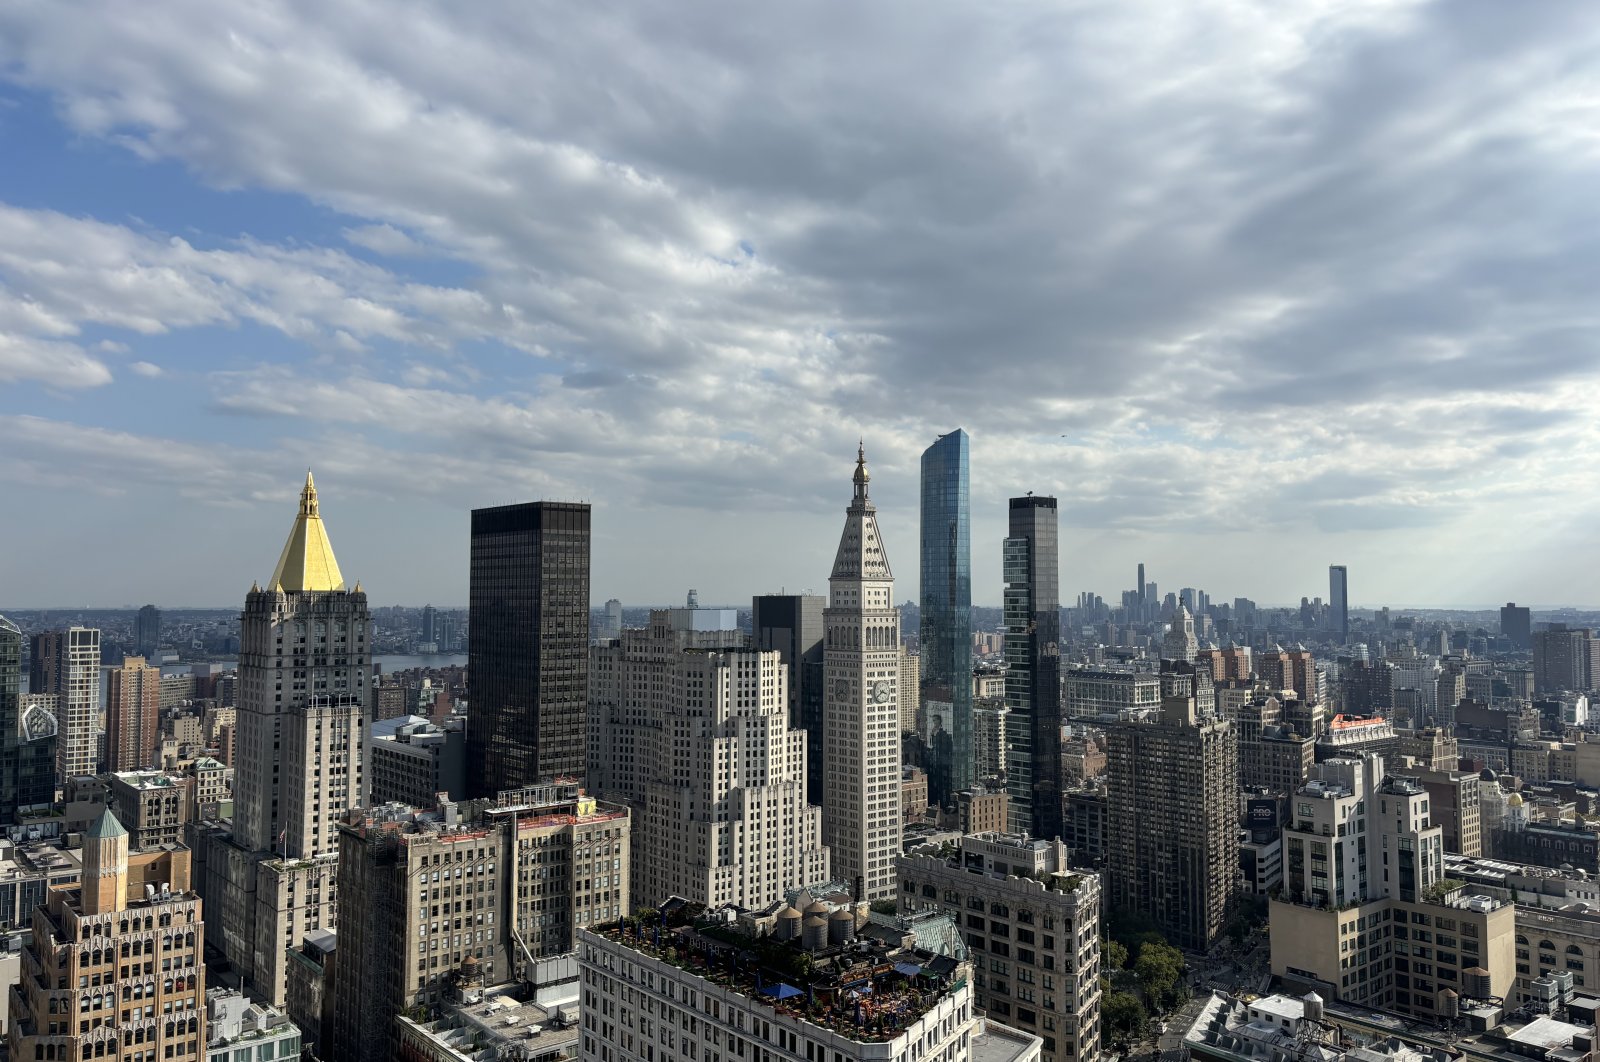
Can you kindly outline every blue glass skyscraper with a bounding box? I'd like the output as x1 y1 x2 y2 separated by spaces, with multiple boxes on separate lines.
919 429 973 805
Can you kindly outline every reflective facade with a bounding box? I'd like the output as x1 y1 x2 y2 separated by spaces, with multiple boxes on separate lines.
919 429 972 805
467 501 591 796
1004 495 1062 839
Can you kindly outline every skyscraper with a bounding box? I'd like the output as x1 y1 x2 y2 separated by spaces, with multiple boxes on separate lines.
919 429 973 805
7 809 208 1062
822 446 902 900
201 472 369 1005
1104 695 1239 951
0 615 55 820
601 597 624 642
419 603 438 645
31 627 101 781
467 501 591 795
1004 495 1063 840
1329 564 1349 643
134 603 162 658
106 654 162 772
1501 602 1532 651
752 593 827 805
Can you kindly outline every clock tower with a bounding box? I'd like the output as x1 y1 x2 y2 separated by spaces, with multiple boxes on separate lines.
822 444 902 900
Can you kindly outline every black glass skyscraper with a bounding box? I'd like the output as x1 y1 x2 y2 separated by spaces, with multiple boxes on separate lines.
919 430 972 805
467 501 591 796
752 593 826 805
1329 564 1349 644
1004 495 1062 840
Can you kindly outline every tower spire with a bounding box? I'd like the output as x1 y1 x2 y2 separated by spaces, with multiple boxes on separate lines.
852 441 870 503
269 470 346 592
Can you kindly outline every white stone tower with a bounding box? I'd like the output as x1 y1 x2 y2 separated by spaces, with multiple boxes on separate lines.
822 445 902 901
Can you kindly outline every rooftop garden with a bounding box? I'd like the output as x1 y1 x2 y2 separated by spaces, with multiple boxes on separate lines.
595 913 964 1043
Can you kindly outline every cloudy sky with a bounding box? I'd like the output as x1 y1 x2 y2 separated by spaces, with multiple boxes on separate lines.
1 0 1598 610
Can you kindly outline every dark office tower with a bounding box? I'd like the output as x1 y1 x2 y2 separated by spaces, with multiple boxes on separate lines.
1501 603 1532 651
919 429 973 806
420 603 438 644
1329 565 1349 643
2 621 55 817
468 501 591 796
134 603 162 658
26 630 59 699
1136 563 1146 612
1004 495 1063 840
753 593 827 805
1 616 25 818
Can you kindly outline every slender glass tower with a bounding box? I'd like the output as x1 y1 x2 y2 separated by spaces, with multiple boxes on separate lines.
1329 564 1349 643
919 430 972 805
1005 494 1062 840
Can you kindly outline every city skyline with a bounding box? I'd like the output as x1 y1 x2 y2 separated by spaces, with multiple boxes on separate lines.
3 5 1600 608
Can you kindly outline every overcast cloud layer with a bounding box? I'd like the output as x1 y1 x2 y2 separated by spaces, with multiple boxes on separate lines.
2 0 1599 609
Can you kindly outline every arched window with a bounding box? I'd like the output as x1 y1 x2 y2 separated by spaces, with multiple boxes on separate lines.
1541 940 1556 950
1569 945 1584 955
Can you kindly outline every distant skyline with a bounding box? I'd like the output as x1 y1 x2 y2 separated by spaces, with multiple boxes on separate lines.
3 3 1599 608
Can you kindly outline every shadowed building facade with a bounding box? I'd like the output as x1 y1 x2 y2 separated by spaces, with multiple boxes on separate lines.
467 502 591 795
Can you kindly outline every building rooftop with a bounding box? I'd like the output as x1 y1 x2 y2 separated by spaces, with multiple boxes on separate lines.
398 983 578 1062
85 809 128 840
968 1018 1043 1062
111 770 183 791
588 911 969 1044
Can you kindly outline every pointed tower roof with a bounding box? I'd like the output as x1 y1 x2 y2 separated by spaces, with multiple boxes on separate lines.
831 444 893 582
270 471 346 592
86 808 128 839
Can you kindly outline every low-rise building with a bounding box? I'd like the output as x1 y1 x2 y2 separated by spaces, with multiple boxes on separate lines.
367 713 467 807
204 989 302 1062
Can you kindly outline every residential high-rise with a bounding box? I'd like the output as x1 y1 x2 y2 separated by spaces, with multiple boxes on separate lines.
1004 495 1062 839
822 445 902 900
919 428 974 806
7 809 207 1062
106 654 162 772
196 472 369 1006
1500 602 1532 651
467 501 591 794
1104 695 1239 950
752 593 826 805
134 603 162 658
1533 624 1588 693
1 615 56 819
1329 565 1349 643
591 607 827 910
601 597 624 642
1269 755 1515 1018
898 833 1102 1062
31 627 101 781
419 603 438 645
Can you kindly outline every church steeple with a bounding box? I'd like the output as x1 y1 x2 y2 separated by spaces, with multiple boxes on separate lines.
269 471 346 592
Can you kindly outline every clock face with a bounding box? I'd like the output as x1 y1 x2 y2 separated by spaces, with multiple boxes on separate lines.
872 679 891 703
836 679 851 700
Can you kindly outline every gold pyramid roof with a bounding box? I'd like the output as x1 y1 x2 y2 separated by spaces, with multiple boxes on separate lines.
270 471 346 592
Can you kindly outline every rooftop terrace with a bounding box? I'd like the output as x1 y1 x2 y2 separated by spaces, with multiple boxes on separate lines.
588 913 967 1043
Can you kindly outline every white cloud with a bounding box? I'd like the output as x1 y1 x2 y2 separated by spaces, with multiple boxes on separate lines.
2 0 1600 604
129 360 163 377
